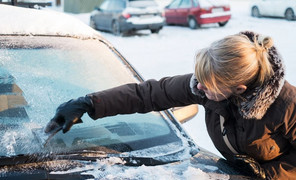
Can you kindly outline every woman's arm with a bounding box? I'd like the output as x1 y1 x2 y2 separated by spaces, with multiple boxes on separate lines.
87 73 205 119
45 74 205 134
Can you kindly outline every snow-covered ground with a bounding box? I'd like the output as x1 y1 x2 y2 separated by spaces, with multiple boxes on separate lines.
70 0 296 157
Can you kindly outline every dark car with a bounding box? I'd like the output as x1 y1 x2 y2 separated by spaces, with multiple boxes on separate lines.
164 0 231 29
0 4 251 180
90 0 165 35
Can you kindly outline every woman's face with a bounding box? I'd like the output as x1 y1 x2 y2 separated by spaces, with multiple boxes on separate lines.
197 83 233 101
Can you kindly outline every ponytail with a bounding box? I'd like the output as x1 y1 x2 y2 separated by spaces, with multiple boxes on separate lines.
254 35 274 86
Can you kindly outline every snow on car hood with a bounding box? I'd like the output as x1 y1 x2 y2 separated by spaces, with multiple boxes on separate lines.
51 157 230 180
47 142 229 179
0 4 101 38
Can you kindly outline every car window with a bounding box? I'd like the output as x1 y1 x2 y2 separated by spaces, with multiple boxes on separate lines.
109 0 126 10
192 0 199 7
0 36 182 157
167 0 182 9
100 0 111 10
179 0 191 8
128 0 157 8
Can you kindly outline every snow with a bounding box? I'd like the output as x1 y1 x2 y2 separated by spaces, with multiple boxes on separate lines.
1 131 17 156
50 157 229 180
199 0 231 8
0 4 100 38
0 1 296 178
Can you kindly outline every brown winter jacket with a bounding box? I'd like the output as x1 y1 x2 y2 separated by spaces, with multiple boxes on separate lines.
87 33 296 179
88 73 296 179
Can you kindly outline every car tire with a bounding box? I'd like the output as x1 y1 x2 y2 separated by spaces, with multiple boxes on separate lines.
218 21 228 27
285 8 295 21
90 18 97 30
251 6 261 18
112 20 121 36
151 28 161 34
188 17 198 29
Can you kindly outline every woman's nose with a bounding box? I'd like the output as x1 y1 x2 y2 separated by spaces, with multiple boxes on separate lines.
197 83 207 91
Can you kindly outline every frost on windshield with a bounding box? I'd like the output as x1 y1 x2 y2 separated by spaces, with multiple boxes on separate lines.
0 37 143 156
0 120 41 156
0 37 185 158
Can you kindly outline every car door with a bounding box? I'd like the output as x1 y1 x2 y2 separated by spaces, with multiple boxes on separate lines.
273 0 288 17
105 0 126 31
175 0 192 24
94 0 112 30
259 0 275 16
165 0 182 24
102 0 122 30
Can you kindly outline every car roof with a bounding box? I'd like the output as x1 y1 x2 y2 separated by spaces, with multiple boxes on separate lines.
0 4 101 39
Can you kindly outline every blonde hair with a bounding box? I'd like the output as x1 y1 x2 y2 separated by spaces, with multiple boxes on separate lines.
195 33 274 95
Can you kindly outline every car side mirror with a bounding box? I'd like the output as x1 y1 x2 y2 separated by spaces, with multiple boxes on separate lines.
171 104 198 124
95 6 101 11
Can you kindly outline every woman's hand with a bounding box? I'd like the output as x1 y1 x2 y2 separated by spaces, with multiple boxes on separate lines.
44 96 93 134
234 154 270 180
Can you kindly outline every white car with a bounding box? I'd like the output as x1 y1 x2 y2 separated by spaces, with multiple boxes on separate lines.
250 0 296 20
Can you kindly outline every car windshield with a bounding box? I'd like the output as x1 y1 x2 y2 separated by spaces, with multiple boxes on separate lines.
128 0 157 8
0 36 183 158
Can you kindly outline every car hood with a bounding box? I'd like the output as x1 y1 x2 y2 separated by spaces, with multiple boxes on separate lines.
53 155 229 179
0 5 101 39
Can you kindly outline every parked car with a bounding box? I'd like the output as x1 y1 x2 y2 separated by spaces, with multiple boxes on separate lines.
250 0 296 21
164 0 231 29
0 4 251 180
89 0 165 35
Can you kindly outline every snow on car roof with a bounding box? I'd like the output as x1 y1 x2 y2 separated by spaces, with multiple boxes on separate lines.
0 4 101 39
199 0 230 8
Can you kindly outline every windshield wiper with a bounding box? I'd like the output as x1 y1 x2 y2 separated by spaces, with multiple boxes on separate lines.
0 146 194 167
53 146 194 166
0 139 200 167
0 153 174 167
0 154 54 167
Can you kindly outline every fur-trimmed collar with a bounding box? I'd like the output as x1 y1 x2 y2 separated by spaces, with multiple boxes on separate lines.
190 31 285 120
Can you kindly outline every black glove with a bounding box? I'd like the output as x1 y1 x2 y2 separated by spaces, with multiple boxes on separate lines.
234 154 270 180
44 96 93 134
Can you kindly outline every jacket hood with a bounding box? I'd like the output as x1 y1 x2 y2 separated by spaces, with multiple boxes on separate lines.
190 31 285 120
238 31 285 119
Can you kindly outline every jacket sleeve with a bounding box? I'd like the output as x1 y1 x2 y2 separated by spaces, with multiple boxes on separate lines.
261 101 296 179
87 73 205 120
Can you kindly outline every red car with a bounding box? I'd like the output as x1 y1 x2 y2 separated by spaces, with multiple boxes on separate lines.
164 0 231 29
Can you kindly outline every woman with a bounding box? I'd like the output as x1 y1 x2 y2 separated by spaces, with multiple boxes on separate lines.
45 31 296 179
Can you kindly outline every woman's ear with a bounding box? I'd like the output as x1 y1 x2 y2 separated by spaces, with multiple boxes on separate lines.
234 85 247 95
